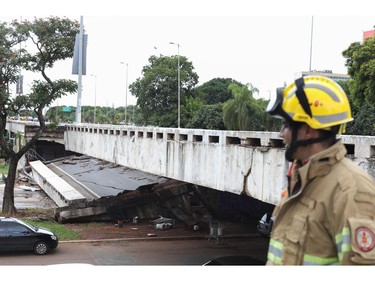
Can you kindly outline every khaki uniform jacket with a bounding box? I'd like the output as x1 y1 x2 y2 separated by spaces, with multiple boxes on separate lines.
267 140 375 265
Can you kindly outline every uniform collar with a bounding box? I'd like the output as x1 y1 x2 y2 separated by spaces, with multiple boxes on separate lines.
297 140 347 182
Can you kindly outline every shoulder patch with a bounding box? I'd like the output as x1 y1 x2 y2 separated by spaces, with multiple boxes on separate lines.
355 227 375 252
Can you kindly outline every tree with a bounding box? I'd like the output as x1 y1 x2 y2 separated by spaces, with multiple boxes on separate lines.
342 34 375 107
340 36 375 136
181 96 203 128
257 98 283 132
223 83 266 131
195 77 242 105
127 105 144 125
346 103 375 135
339 80 375 136
0 17 79 215
187 103 225 130
129 55 199 127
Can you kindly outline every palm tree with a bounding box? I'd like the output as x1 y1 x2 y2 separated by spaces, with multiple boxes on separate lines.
223 83 260 131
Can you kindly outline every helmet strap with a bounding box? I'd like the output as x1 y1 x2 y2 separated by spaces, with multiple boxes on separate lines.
285 122 302 162
285 123 337 162
295 77 313 118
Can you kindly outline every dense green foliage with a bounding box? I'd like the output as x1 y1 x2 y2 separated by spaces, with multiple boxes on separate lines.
222 83 279 131
341 32 375 136
195 77 242 105
346 104 375 136
343 36 375 107
187 103 225 130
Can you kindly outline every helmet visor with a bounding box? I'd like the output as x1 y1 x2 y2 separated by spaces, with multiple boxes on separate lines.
266 87 285 118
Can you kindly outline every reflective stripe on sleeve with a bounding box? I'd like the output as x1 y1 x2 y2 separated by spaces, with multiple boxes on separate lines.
335 227 351 262
303 254 338 265
267 238 283 264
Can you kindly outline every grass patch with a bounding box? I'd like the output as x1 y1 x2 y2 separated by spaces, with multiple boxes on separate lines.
0 164 8 177
13 208 81 241
22 218 81 241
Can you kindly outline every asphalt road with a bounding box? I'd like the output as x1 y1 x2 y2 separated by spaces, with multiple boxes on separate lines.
0 236 269 266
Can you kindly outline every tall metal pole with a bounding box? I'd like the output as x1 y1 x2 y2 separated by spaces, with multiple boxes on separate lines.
177 45 180 128
125 63 128 125
309 16 314 75
76 16 83 124
91 74 97 123
170 42 180 128
120 62 128 125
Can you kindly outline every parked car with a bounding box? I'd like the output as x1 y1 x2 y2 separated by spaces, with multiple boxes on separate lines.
0 217 58 255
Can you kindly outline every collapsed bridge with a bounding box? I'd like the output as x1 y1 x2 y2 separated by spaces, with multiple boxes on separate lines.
64 125 375 205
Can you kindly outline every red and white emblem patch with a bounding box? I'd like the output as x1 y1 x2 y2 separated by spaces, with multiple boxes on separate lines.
355 227 375 252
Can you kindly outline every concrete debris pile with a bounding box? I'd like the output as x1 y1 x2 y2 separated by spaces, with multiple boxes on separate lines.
54 180 211 226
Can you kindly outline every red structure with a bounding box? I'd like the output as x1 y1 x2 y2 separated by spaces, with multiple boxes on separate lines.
363 30 375 42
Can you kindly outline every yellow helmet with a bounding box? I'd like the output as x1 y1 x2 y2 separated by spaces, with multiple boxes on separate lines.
266 76 353 134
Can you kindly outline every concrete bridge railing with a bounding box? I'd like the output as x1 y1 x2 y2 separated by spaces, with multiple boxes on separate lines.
64 124 375 206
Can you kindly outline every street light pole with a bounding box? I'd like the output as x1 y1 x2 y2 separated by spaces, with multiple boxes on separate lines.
90 74 97 123
120 62 128 125
309 16 314 75
169 42 180 128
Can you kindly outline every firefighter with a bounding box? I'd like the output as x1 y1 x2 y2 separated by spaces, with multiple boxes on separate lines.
265 75 375 265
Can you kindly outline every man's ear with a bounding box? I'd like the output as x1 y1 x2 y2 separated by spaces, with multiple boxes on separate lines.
301 124 318 138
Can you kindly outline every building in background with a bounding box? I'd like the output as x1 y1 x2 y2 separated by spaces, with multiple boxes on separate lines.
363 29 375 42
295 70 350 82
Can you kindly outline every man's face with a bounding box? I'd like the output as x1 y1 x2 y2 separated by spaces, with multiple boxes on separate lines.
279 121 311 161
279 121 292 148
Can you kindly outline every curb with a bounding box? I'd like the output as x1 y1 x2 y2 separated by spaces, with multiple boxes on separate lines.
60 233 261 244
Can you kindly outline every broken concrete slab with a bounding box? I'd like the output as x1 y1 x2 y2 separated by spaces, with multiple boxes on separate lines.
51 156 169 197
54 180 197 226
29 160 87 207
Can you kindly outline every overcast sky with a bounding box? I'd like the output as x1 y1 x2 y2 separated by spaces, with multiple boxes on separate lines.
1 0 374 110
